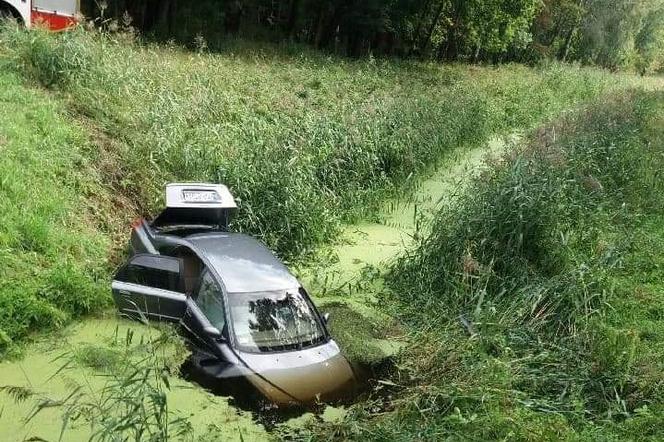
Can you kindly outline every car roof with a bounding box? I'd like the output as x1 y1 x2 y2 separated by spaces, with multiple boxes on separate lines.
184 232 299 293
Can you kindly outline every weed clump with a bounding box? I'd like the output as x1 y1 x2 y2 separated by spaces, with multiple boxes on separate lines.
324 302 396 366
0 24 96 88
306 91 664 439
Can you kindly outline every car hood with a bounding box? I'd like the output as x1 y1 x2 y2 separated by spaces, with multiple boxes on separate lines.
238 340 358 405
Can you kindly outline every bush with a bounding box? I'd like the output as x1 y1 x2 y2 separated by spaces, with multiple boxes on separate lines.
304 91 664 440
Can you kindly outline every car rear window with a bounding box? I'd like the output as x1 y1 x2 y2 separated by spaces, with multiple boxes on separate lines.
116 255 182 292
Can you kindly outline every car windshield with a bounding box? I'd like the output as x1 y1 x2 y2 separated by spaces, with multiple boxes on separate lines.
228 288 326 353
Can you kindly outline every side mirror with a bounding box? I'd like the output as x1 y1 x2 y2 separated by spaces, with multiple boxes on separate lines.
203 325 222 338
322 313 330 324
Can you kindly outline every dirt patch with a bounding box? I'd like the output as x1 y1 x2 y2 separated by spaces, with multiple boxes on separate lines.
75 117 145 265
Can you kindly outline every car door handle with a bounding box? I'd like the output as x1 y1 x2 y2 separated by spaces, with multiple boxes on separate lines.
118 290 131 296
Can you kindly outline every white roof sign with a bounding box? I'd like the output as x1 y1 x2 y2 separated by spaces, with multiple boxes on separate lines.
165 183 237 209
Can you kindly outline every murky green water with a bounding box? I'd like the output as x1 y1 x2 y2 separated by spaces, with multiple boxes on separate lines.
0 137 510 441
301 137 511 313
0 317 269 441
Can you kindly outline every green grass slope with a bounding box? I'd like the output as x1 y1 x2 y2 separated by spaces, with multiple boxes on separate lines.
0 72 111 356
305 91 664 440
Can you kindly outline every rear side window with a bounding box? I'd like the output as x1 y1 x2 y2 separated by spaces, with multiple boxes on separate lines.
196 270 227 332
116 255 183 292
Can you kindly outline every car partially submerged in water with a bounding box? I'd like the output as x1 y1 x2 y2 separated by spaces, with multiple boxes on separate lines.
112 183 358 406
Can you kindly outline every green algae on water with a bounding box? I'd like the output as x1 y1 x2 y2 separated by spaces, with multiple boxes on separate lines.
0 318 269 442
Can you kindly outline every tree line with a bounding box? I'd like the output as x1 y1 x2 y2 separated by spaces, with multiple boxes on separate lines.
84 0 664 73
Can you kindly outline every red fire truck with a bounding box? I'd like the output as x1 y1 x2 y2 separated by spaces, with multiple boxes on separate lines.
0 0 79 31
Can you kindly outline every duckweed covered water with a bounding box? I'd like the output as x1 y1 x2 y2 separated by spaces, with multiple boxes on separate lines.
0 137 510 441
301 136 512 315
0 317 269 441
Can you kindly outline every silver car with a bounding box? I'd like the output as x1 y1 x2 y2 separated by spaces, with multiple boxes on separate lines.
112 183 358 406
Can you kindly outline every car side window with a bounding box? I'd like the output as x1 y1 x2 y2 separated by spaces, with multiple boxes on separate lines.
196 270 226 332
116 255 182 292
168 247 203 296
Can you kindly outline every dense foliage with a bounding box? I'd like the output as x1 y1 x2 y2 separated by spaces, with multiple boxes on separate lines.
0 26 627 260
534 0 664 73
305 91 664 440
0 24 638 354
83 0 664 71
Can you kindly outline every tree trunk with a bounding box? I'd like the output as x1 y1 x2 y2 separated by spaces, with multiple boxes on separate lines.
443 1 465 61
313 4 328 48
547 21 561 47
287 0 300 38
560 0 588 61
320 4 342 50
224 1 243 35
138 0 148 30
140 0 163 32
421 0 447 55
560 25 576 61
167 0 178 36
155 0 171 33
413 0 433 52
474 41 481 62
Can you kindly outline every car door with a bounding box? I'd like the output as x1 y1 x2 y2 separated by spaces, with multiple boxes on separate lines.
180 269 229 356
112 254 187 322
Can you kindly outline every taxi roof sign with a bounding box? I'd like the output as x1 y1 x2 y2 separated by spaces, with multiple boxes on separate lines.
152 183 237 231
165 183 237 209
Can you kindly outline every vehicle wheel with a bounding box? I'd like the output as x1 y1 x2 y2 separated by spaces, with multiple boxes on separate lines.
0 4 23 26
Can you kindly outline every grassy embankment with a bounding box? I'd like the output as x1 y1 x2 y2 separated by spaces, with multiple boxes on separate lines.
304 91 664 440
0 70 113 356
0 24 642 358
